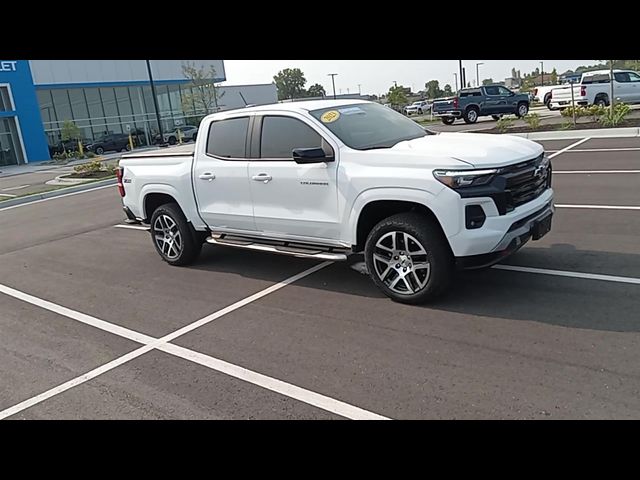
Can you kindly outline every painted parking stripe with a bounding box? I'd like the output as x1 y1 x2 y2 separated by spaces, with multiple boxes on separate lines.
114 224 150 231
546 147 640 154
548 137 591 159
553 170 640 174
0 184 115 212
555 204 640 211
0 193 17 198
493 264 640 285
1 184 30 191
0 261 388 420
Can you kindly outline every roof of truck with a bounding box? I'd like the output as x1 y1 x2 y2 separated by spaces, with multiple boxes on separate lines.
210 99 371 119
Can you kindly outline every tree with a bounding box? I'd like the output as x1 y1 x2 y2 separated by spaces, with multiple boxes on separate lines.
551 67 558 84
181 61 225 115
307 83 326 98
424 80 442 99
482 78 494 85
387 85 408 107
61 120 81 142
443 84 453 95
273 68 307 100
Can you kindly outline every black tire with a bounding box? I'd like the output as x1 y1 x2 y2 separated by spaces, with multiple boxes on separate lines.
150 202 202 266
192 133 197 142
463 107 479 124
594 95 609 107
168 136 177 145
544 93 552 109
364 212 454 304
95 146 104 155
441 117 455 125
491 115 503 121
515 102 529 118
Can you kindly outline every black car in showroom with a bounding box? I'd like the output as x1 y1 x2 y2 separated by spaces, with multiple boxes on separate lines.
85 133 134 155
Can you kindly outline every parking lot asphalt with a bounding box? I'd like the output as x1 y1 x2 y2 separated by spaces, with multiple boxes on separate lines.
1 136 639 419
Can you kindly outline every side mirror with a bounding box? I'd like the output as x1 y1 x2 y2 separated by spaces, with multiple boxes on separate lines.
292 147 334 164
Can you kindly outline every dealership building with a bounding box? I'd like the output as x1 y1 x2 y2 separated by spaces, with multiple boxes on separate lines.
0 60 277 166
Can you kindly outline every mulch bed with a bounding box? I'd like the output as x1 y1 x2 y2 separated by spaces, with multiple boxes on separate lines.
484 118 640 134
65 170 114 179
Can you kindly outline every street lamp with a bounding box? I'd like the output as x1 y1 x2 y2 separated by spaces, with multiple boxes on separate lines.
476 62 484 87
146 60 166 147
328 73 338 100
453 72 458 91
540 61 544 86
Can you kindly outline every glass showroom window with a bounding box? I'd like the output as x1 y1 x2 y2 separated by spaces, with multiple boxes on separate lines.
0 118 25 166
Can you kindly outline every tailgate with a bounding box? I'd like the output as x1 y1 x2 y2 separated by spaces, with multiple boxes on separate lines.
551 85 583 103
432 99 456 112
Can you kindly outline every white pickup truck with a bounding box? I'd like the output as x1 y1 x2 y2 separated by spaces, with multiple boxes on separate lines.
117 100 554 304
549 69 640 109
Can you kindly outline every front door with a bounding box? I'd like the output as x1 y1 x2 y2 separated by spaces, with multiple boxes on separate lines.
248 114 341 242
192 115 256 232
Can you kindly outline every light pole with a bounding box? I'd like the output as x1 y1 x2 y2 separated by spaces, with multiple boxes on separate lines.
453 72 458 91
328 73 338 100
358 84 361 95
476 62 484 87
146 60 166 147
540 61 544 86
459 60 464 91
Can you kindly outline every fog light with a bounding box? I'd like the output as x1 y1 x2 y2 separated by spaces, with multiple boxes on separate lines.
465 205 486 229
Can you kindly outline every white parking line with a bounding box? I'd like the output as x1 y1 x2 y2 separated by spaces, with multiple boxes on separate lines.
547 147 640 154
493 264 640 285
114 224 150 231
555 204 640 211
553 170 640 174
2 184 30 191
0 193 17 198
0 184 115 212
548 137 591 159
0 261 388 420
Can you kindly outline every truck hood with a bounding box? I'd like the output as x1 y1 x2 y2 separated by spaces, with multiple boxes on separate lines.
392 132 543 168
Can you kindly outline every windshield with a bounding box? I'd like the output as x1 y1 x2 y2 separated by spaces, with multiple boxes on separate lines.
309 102 428 150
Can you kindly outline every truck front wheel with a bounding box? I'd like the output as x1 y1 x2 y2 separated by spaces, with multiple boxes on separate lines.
364 212 453 304
150 202 202 266
516 102 529 118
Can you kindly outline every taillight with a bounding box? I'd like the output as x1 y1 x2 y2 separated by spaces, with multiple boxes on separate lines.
533 88 538 96
580 85 586 97
116 166 125 197
453 96 459 108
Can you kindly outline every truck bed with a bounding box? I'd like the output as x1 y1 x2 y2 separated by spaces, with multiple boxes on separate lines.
121 144 195 159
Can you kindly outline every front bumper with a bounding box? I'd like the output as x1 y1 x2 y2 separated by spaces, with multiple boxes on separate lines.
455 199 554 269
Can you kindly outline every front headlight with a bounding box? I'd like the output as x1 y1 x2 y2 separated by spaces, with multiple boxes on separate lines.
433 168 498 189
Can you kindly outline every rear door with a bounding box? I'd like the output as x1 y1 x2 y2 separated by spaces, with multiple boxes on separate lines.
247 113 341 241
192 116 256 232
626 71 640 103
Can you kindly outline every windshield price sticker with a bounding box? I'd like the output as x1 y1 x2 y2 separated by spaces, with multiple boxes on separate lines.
320 110 340 123
338 106 364 115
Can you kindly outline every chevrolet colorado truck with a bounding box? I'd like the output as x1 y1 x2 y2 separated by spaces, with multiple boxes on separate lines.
432 85 530 125
117 100 553 304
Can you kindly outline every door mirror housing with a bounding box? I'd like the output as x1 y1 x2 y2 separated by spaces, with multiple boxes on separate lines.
292 147 334 164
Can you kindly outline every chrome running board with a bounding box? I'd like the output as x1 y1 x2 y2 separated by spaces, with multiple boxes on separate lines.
205 234 349 261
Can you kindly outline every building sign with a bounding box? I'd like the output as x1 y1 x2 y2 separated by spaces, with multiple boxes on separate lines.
0 61 17 72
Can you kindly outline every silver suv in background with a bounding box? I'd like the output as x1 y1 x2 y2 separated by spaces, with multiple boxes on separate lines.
403 100 430 115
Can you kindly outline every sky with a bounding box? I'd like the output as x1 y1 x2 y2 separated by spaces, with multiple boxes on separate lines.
220 60 599 95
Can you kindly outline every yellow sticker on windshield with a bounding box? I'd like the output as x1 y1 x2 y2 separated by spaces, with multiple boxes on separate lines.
320 110 340 123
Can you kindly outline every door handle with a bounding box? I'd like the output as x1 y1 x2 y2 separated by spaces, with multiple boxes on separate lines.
199 172 215 181
252 173 272 183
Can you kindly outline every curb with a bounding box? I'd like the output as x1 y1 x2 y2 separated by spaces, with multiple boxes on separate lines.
512 127 640 141
0 178 116 209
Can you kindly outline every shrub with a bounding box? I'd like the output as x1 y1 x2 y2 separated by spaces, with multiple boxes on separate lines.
496 116 514 133
73 160 103 174
599 102 630 127
560 121 574 130
523 113 541 130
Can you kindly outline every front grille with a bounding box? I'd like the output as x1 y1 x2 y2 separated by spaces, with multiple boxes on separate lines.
498 154 551 213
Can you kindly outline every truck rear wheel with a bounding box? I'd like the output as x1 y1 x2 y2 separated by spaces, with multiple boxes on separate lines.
463 107 479 124
364 212 453 304
150 202 202 266
441 117 455 125
594 95 609 107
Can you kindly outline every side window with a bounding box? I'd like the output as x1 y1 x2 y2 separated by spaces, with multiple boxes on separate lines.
498 86 512 95
260 116 322 159
484 86 500 96
628 72 640 82
207 117 249 158
614 72 630 83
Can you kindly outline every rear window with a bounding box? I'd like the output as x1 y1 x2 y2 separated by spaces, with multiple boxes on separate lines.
207 117 249 158
460 90 482 97
582 73 610 84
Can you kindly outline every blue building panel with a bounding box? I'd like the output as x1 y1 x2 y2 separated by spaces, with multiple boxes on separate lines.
0 60 50 162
